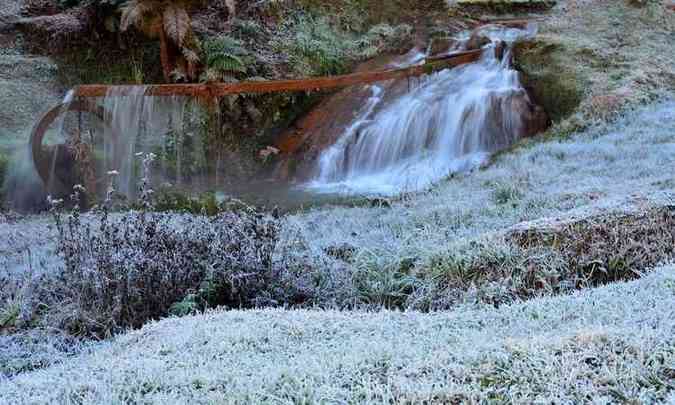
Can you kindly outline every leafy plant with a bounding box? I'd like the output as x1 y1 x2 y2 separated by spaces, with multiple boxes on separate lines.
272 13 413 77
201 35 250 82
120 0 205 82
0 298 20 329
231 18 261 39
492 183 523 205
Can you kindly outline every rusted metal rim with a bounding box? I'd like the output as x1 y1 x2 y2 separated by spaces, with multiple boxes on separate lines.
30 99 107 189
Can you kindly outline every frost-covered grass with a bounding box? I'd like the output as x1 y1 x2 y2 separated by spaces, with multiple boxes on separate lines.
515 0 675 127
1 99 674 389
284 100 675 278
0 330 84 379
1 264 674 403
2 100 675 326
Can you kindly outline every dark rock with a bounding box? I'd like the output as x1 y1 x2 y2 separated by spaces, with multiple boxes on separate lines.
20 0 60 17
465 31 491 51
15 6 95 52
0 15 19 33
245 101 263 122
515 93 550 137
494 40 508 62
454 0 557 13
369 198 392 208
513 39 584 122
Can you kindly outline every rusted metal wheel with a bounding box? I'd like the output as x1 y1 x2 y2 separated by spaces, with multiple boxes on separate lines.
29 98 109 195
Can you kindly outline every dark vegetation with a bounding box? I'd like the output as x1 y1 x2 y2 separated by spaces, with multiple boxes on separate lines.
414 205 675 310
42 157 290 338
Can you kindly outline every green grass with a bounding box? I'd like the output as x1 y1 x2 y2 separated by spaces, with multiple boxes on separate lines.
0 298 20 329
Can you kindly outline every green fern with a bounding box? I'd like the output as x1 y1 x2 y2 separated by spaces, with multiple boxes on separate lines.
211 54 247 73
202 35 250 79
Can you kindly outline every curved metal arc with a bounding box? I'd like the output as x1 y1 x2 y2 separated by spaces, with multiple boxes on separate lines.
30 99 109 189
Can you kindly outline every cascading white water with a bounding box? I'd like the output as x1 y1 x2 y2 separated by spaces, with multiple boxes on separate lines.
101 87 191 197
306 25 537 195
46 89 75 195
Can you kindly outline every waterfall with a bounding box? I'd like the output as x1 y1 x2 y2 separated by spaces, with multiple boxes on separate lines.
306 25 538 195
100 87 191 198
46 89 75 196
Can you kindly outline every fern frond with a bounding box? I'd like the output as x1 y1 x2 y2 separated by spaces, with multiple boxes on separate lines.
225 0 236 17
211 54 246 73
204 35 247 56
162 4 190 46
120 0 151 31
182 47 200 64
170 67 187 82
201 35 250 78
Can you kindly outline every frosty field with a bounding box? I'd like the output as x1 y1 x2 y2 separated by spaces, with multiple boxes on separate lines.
2 0 675 402
1 265 674 403
1 98 675 403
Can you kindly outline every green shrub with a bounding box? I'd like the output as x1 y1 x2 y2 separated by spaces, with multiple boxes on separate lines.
277 14 350 76
153 188 220 216
272 12 413 77
201 35 253 82
492 183 523 205
0 298 20 329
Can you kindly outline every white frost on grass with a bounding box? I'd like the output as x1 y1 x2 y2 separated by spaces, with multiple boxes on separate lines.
1 98 674 402
0 214 58 276
2 264 674 403
3 100 675 282
284 100 675 266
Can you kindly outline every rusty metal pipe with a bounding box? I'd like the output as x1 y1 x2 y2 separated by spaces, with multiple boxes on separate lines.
72 50 483 98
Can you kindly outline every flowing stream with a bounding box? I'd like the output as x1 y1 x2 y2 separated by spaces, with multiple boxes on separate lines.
305 25 537 195
41 25 537 205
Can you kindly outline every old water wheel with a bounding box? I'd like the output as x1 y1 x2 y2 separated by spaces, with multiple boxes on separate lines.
29 98 113 201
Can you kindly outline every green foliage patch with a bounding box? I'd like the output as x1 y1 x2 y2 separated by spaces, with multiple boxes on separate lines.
201 35 253 81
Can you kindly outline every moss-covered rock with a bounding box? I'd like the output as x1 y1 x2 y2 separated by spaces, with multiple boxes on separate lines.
514 38 585 123
514 0 674 130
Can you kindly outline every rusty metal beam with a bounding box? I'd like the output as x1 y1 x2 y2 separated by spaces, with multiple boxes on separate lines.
73 50 483 98
473 17 546 29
